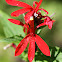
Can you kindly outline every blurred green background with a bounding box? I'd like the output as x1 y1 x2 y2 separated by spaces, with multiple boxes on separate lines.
0 0 62 62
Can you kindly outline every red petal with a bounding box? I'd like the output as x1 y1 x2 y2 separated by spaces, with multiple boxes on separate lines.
8 19 24 26
5 0 32 8
39 8 48 14
15 34 30 56
47 21 53 30
52 20 55 22
24 24 30 34
24 10 34 23
35 0 43 12
23 27 26 33
11 8 31 17
28 36 35 62
33 1 38 8
36 22 45 28
35 34 50 56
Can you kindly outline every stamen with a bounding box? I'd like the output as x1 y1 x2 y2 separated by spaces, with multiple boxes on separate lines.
50 13 55 18
34 12 38 18
30 16 34 20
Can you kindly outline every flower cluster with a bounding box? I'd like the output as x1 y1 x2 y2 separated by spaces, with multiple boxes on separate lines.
6 0 55 62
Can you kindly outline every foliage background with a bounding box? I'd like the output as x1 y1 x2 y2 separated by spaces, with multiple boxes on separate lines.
0 0 62 62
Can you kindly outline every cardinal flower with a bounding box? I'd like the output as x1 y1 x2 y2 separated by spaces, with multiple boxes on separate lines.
5 0 52 62
36 16 55 30
6 0 48 23
8 18 50 62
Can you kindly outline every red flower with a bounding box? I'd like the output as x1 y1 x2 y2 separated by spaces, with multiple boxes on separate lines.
6 0 48 23
36 16 55 30
8 19 50 62
15 33 50 62
5 0 53 62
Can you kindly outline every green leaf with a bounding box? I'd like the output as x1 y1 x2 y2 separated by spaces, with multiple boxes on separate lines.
0 22 5 39
0 35 23 43
56 47 62 62
0 10 26 38
35 46 62 62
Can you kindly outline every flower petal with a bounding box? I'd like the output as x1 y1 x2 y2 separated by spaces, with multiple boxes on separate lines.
33 1 38 8
24 24 30 34
35 0 43 12
35 34 50 56
23 27 26 33
11 8 31 17
8 19 24 26
36 22 45 28
47 21 53 30
39 8 48 14
52 20 55 22
24 10 34 23
5 0 32 8
15 34 30 56
28 36 35 62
